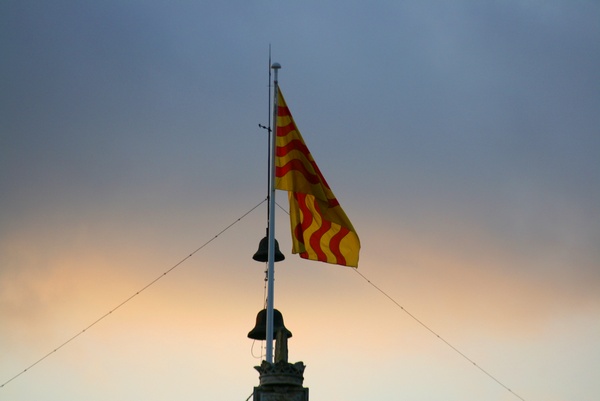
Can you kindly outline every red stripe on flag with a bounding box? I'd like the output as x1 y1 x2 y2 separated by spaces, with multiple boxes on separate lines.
276 160 321 184
293 193 312 247
277 147 335 195
297 193 314 232
329 227 350 265
277 122 295 137
277 105 290 117
310 219 332 263
276 139 310 158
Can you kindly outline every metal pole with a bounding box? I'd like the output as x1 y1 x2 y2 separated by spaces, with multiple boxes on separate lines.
265 62 281 363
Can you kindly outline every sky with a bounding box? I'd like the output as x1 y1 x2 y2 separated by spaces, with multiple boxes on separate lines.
1 1 599 400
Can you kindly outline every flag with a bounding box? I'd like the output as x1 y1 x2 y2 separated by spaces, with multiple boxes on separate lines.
275 85 360 267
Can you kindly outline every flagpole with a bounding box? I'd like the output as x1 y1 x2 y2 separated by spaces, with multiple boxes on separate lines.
265 62 281 364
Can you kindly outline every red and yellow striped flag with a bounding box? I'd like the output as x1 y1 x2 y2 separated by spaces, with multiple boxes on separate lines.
275 86 360 267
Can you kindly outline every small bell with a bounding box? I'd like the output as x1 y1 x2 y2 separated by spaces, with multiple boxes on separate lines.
247 308 292 340
252 236 285 262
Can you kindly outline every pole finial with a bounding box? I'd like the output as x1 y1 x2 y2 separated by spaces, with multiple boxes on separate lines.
271 62 281 70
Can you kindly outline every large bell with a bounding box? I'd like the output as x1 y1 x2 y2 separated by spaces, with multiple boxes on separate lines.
248 308 292 340
252 236 285 262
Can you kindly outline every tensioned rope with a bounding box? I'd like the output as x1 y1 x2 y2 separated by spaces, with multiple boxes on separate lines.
352 268 526 401
3 197 526 401
0 198 267 389
275 201 526 401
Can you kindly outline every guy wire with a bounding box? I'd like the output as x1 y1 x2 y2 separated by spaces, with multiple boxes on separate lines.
1 198 267 389
352 268 526 401
274 200 525 401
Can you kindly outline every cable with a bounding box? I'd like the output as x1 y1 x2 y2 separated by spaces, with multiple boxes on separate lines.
0 198 267 389
3 196 526 401
276 198 524 399
352 268 526 401
275 201 288 214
